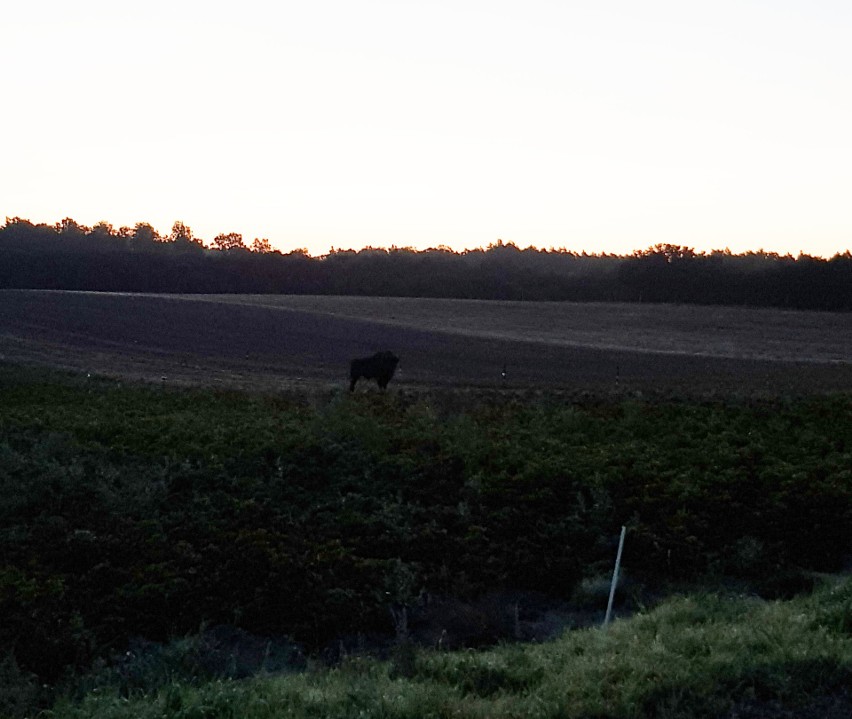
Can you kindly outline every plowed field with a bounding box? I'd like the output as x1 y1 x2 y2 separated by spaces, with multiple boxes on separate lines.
1 290 850 396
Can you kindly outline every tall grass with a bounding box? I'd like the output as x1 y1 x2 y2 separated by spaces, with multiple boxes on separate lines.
50 577 852 719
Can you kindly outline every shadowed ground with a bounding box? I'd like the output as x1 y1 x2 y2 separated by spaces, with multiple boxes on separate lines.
0 290 850 396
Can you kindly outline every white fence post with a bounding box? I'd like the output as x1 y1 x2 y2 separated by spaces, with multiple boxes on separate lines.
604 525 627 628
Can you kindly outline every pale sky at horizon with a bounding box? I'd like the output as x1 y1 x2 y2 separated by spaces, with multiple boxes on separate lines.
3 1 851 258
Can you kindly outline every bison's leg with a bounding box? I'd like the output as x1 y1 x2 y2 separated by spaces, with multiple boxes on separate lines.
349 360 362 392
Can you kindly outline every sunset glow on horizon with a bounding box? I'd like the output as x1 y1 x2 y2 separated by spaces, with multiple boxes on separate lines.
3 1 851 259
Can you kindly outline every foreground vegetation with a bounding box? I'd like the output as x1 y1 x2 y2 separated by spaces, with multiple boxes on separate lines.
37 579 852 718
1 363 850 715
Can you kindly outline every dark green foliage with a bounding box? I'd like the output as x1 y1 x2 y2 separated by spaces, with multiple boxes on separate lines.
0 652 40 719
1 364 851 687
46 579 852 718
74 628 304 701
809 577 852 636
3 217 852 309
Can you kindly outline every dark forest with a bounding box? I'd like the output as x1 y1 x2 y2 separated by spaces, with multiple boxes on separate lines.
2 217 850 310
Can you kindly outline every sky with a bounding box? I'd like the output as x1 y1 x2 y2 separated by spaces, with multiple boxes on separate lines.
3 0 852 258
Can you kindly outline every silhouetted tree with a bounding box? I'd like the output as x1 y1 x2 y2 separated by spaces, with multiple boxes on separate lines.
131 222 160 245
634 243 696 262
55 217 89 238
251 237 274 253
168 221 205 252
212 232 247 251
89 221 115 240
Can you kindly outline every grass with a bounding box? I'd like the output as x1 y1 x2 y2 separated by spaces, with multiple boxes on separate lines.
41 577 851 719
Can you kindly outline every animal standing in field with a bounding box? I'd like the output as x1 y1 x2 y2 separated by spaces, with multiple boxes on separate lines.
349 351 399 392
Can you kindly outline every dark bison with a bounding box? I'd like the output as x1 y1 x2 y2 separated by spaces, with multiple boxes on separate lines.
349 351 399 392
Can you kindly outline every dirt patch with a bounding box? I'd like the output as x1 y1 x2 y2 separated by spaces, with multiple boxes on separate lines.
172 293 852 364
1 290 850 396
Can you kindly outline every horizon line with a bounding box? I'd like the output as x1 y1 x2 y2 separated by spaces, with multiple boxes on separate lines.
3 215 849 261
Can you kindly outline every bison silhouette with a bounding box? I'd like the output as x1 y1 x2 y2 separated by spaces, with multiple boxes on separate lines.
349 351 399 392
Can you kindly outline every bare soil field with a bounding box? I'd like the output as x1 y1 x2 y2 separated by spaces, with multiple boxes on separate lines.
1 290 850 396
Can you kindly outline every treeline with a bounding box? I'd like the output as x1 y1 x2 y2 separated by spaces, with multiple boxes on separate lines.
2 217 851 310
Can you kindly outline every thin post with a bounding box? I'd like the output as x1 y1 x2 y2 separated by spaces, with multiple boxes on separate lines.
604 525 627 628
